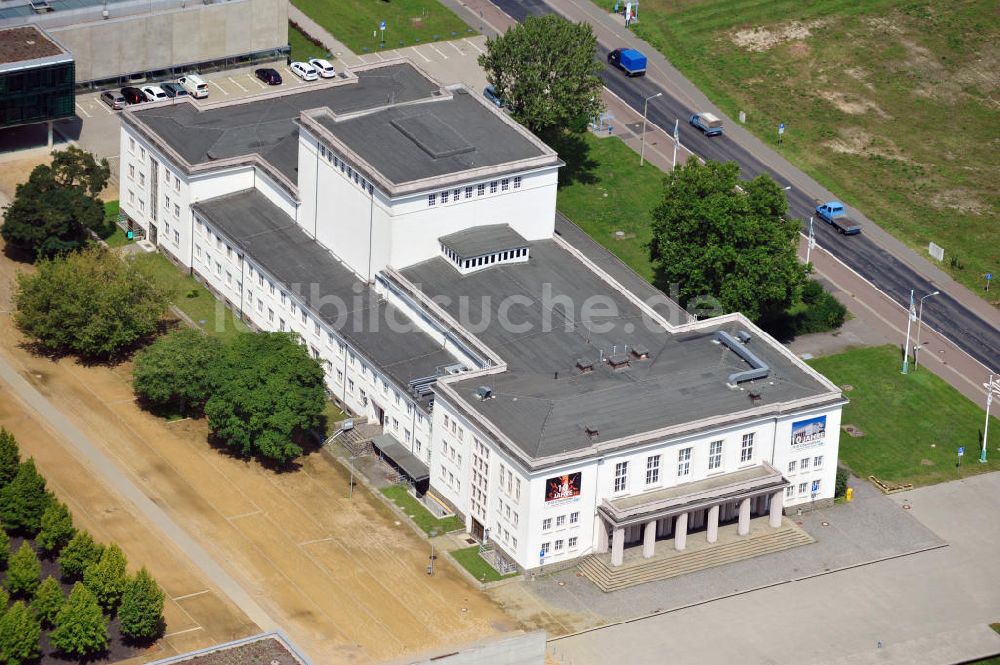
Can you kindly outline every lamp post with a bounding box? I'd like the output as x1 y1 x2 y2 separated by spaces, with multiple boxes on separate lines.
639 92 662 167
901 289 915 374
913 290 940 369
982 375 999 464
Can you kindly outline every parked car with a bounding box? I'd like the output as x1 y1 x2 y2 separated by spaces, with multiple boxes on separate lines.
290 61 318 81
120 87 147 105
607 48 647 76
689 112 723 136
483 84 504 108
177 74 209 99
254 68 282 85
308 58 336 78
100 90 126 110
160 82 188 98
141 86 168 102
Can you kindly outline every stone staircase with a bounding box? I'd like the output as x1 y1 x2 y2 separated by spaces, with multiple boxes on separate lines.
578 523 814 593
332 418 382 457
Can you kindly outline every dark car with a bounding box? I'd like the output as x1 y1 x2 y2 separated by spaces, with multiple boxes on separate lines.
255 68 282 85
120 87 147 105
483 84 504 108
160 82 188 98
100 90 126 110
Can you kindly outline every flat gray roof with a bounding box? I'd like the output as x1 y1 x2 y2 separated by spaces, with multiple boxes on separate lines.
440 224 527 259
400 241 834 460
192 189 456 402
130 63 440 183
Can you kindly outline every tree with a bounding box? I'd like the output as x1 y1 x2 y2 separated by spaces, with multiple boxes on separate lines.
133 329 224 416
205 332 326 464
118 568 164 641
5 543 41 597
649 160 806 322
1 146 110 260
58 531 104 582
0 526 8 569
479 15 604 137
83 543 127 612
13 246 168 359
0 429 20 488
0 460 51 535
30 576 65 627
37 500 75 556
50 583 108 658
0 601 40 664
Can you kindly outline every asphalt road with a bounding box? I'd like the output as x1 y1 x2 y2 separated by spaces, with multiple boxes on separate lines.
489 0 999 373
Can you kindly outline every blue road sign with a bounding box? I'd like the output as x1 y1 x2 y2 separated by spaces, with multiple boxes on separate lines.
379 20 386 31
987 273 993 280
958 447 965 456
539 548 545 559
778 122 785 134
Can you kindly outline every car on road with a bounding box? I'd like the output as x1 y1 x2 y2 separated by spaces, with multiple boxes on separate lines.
100 90 126 110
290 61 319 81
178 74 209 99
141 85 168 102
120 87 147 105
255 68 283 85
308 58 336 78
160 82 188 98
689 112 723 136
483 84 504 108
607 48 647 76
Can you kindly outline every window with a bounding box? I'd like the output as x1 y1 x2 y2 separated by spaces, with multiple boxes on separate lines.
347 379 354 393
501 178 509 191
440 190 449 203
268 308 274 322
174 204 180 217
214 261 221 276
139 200 145 213
798 482 808 495
542 518 552 531
489 180 498 194
195 244 202 259
708 440 723 470
785 486 794 498
811 479 822 494
515 478 521 500
512 536 518 549
279 318 286 332
568 536 577 549
645 455 660 485
540 542 550 556
129 164 135 179
801 457 810 470
569 511 579 524
313 321 320 336
555 515 565 527
614 461 628 493
173 230 180 244
427 193 436 206
740 433 755 463
140 147 145 160
336 369 343 382
174 174 180 191
513 175 522 189
464 186 473 198
139 172 145 187
477 183 485 196
257 298 263 313
788 460 797 473
677 448 691 477
300 311 307 325
813 455 824 468
554 539 564 551
129 137 135 152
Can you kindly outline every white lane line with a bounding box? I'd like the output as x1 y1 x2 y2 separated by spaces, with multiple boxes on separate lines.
429 42 449 59
164 627 203 638
448 40 464 55
96 101 113 115
227 76 248 93
409 46 432 63
370 50 385 61
75 103 91 118
209 80 229 96
172 589 210 601
464 38 484 54
249 73 267 89
226 509 262 521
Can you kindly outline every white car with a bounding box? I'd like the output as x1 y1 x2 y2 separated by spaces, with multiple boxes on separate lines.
177 74 209 99
290 61 318 82
141 86 168 101
308 58 336 78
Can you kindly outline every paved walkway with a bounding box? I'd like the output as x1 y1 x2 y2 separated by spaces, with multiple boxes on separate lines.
288 6 355 61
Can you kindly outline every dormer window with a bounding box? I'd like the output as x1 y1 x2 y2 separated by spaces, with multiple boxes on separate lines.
439 224 531 274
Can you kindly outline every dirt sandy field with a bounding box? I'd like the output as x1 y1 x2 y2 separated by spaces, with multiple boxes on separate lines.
0 241 515 663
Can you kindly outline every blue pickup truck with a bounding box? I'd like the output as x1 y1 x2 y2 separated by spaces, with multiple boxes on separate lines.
689 112 723 136
816 201 863 235
607 48 647 77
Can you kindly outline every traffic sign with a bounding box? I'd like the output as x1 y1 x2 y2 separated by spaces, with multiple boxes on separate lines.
958 446 965 457
379 20 386 31
778 122 785 134
539 548 545 559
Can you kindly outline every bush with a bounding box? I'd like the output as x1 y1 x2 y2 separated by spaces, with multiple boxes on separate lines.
59 531 104 582
793 284 847 336
0 460 51 535
0 600 41 664
801 278 825 305
50 583 108 657
83 543 128 612
0 429 20 488
6 542 41 597
31 576 65 627
835 467 849 498
37 499 75 556
0 525 9 570
118 568 165 641
132 329 223 416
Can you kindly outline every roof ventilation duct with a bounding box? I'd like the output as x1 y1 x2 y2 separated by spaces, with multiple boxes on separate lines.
714 330 770 385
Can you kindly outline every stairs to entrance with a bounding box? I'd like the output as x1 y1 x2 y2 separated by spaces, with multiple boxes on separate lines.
578 522 814 592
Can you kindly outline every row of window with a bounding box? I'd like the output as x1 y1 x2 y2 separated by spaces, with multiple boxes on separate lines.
444 246 530 271
615 434 756 494
786 479 822 498
540 537 578 556
427 176 521 207
541 511 579 531
318 143 375 196
495 521 517 551
127 136 181 192
788 455 823 474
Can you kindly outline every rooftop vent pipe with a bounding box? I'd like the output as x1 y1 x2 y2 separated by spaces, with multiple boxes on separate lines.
714 330 770 385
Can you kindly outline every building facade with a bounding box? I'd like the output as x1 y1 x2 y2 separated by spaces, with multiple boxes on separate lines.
0 26 74 130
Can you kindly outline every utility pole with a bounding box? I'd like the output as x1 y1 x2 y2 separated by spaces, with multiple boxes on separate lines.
639 92 661 167
901 289 915 374
672 118 679 170
805 217 815 265
913 290 940 369
982 374 999 464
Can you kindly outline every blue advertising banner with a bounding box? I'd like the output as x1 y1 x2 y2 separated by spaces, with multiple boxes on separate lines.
791 415 826 449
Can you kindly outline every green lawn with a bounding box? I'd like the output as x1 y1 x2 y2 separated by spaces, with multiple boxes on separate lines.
288 22 325 62
614 0 999 302
321 400 347 437
380 486 463 535
291 0 472 54
97 200 130 248
132 252 248 343
808 345 1000 487
450 545 516 583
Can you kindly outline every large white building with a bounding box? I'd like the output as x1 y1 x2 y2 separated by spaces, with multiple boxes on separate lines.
119 60 845 574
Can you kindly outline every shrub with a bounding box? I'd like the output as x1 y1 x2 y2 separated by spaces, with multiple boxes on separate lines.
50 583 108 657
0 524 9 570
0 460 51 535
6 542 41 597
37 499 75 557
800 278 825 305
31 576 65 627
794 290 847 335
132 329 223 416
118 568 165 641
0 601 41 664
83 543 128 612
835 467 849 498
0 429 20 488
59 531 104 582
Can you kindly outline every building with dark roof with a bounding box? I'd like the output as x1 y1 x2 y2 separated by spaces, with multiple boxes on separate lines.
0 25 73 132
117 59 844 577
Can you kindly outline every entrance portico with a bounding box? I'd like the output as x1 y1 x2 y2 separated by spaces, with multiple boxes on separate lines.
596 464 788 566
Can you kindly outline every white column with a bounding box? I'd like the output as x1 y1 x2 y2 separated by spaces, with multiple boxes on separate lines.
674 512 688 551
706 504 720 544
770 490 784 528
596 518 609 553
642 520 656 558
738 497 751 536
611 527 625 566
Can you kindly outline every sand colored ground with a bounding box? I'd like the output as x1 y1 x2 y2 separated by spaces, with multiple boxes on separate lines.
0 241 513 663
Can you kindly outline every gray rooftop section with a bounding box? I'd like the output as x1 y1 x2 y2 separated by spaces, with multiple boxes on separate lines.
373 434 429 482
439 224 528 259
192 189 457 400
314 88 550 185
129 64 440 183
400 241 834 460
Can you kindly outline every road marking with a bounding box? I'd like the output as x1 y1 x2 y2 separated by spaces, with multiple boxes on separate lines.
409 46 432 63
448 40 464 55
249 73 267 89
298 536 336 546
75 103 91 118
209 80 229 96
227 76 248 93
164 626 203 638
226 509 262 521
96 101 113 115
172 589 210 601
464 38 484 54
429 43 449 59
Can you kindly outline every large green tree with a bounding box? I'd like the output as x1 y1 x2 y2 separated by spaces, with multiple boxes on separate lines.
205 332 326 464
649 160 806 322
479 15 604 137
118 568 165 641
37 499 75 556
5 542 41 598
31 576 65 627
0 601 41 664
0 460 51 535
132 329 223 416
0 429 20 488
82 543 128 612
1 146 111 259
58 531 104 582
13 246 168 359
50 583 108 658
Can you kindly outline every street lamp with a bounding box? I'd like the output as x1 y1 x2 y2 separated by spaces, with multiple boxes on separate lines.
913 290 940 369
639 92 662 167
981 375 999 464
